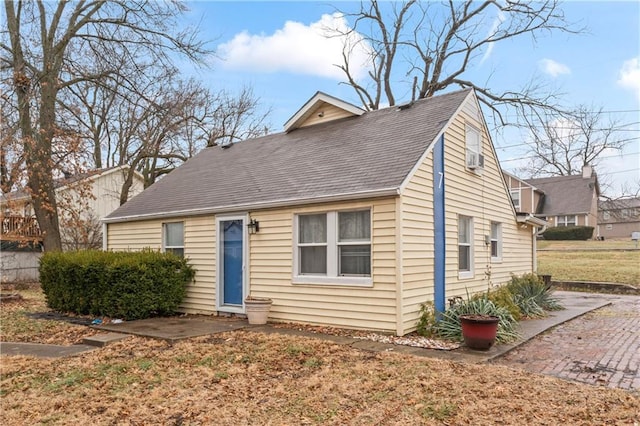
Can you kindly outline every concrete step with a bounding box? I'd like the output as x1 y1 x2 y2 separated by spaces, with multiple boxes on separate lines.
83 332 130 347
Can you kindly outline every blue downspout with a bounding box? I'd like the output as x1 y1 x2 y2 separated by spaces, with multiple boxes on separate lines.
433 134 446 314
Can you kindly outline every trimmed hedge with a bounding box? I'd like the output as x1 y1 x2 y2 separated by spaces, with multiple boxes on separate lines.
542 226 594 240
39 250 195 320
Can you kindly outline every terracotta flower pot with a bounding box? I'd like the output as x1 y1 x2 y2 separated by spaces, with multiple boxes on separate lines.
459 314 499 350
244 297 273 325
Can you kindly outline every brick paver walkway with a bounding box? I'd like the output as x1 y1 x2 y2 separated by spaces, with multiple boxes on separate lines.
493 294 639 392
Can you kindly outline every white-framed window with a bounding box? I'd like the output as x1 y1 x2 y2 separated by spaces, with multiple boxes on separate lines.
465 125 483 170
490 222 502 261
466 125 481 155
163 222 184 257
510 189 521 210
458 215 473 278
556 215 577 227
294 209 371 286
603 211 610 220
605 224 613 230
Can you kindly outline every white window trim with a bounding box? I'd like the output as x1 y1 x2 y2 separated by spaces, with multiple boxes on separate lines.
293 210 373 287
510 188 521 210
556 215 577 227
490 221 502 262
465 124 483 173
215 214 249 314
458 215 474 279
465 124 482 155
162 221 184 256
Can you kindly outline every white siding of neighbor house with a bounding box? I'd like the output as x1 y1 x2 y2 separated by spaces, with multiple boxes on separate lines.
106 215 217 314
442 103 534 301
248 197 398 332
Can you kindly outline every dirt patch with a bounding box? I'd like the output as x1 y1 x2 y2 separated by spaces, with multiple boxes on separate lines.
0 290 100 345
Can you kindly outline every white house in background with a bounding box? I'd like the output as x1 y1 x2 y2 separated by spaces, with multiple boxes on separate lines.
1 165 144 250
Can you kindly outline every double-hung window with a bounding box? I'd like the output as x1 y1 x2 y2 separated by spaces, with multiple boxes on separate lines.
490 222 502 261
298 214 327 275
163 222 184 257
510 189 521 210
295 209 371 285
338 210 371 276
556 215 576 227
458 215 473 277
465 125 483 170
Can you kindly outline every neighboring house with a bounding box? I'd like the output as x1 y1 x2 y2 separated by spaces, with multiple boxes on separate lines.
598 197 640 239
525 166 600 230
104 89 545 336
1 165 144 250
502 171 544 215
503 166 600 234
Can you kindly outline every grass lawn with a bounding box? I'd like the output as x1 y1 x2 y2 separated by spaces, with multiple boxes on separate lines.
537 240 640 286
1 289 639 425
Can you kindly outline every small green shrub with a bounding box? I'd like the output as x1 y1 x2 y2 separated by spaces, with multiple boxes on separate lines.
507 273 563 317
434 297 520 343
542 226 594 240
416 301 438 337
480 285 522 321
40 250 195 320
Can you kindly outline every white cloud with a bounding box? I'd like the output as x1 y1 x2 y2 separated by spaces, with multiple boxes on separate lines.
617 57 640 100
216 13 371 80
480 11 506 65
538 58 571 77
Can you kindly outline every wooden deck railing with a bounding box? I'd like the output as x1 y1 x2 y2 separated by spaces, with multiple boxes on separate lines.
1 215 43 241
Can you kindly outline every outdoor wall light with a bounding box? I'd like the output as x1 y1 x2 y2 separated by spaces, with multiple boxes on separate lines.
247 218 260 234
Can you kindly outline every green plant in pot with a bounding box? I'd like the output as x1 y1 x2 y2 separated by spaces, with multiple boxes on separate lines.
434 266 519 350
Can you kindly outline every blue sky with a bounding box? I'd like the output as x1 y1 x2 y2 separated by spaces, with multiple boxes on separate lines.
185 1 639 196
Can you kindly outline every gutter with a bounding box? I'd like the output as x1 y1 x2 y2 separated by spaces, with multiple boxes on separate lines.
516 213 549 234
102 187 401 224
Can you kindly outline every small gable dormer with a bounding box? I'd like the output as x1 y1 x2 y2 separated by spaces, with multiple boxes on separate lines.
284 91 364 132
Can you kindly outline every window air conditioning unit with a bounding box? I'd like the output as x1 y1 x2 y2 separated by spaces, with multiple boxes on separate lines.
466 151 485 169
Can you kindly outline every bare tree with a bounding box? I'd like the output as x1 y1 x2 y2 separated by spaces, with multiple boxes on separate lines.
522 106 633 177
1 0 208 251
334 0 579 123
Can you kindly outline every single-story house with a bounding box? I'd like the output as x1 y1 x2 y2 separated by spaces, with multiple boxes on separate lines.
104 89 545 336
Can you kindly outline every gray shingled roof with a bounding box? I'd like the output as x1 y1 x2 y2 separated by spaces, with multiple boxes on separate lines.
105 89 472 222
525 174 598 216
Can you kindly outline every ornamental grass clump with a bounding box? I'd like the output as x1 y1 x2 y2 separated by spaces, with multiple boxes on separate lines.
434 297 520 343
507 273 563 317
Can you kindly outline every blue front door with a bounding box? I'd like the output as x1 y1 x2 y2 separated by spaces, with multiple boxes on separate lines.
222 219 244 306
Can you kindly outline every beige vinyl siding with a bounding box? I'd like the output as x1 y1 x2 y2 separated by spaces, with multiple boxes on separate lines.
399 152 436 334
107 216 216 314
299 102 356 128
442 105 534 300
248 197 398 332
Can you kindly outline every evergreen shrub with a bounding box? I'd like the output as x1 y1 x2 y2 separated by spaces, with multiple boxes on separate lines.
39 249 195 320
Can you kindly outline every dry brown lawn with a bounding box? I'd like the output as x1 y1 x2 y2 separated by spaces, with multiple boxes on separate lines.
1 290 639 425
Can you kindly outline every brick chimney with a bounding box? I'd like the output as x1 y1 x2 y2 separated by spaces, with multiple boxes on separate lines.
582 164 592 179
